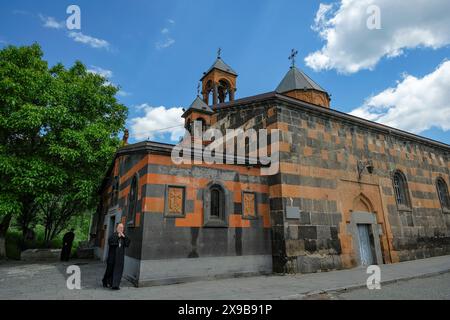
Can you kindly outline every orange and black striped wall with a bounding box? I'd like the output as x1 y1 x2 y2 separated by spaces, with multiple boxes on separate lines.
98 150 272 262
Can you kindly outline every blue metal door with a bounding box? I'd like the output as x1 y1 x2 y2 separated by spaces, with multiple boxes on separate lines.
357 224 374 266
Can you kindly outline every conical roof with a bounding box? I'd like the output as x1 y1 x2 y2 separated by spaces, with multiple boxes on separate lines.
201 57 237 79
187 96 213 113
276 67 327 94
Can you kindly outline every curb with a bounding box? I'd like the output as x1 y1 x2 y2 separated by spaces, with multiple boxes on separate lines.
280 268 450 300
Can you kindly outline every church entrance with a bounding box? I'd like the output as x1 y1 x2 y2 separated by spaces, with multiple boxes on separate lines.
108 216 116 238
349 212 382 266
357 224 375 266
338 181 396 267
103 215 116 261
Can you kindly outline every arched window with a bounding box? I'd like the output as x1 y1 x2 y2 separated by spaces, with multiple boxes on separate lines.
196 117 207 132
204 183 227 227
205 80 213 105
111 176 119 207
210 185 225 219
128 175 138 223
217 79 230 103
185 119 192 134
392 170 411 209
436 178 450 212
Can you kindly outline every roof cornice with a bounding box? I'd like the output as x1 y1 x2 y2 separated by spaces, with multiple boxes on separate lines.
213 92 450 151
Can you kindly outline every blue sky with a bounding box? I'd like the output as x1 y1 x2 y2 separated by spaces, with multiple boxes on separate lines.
1 0 449 144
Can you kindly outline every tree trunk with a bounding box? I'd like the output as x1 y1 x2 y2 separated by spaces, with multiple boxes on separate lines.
17 197 38 245
0 236 6 259
0 213 13 259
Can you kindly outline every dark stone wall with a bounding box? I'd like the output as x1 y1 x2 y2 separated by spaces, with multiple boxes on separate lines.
275 101 450 271
139 161 272 261
140 213 271 260
214 103 287 272
97 153 146 260
97 97 450 277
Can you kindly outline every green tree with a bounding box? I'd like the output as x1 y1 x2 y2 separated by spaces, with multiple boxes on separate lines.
0 44 127 256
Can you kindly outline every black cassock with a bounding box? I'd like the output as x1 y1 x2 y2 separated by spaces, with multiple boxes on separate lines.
60 231 75 261
102 232 130 288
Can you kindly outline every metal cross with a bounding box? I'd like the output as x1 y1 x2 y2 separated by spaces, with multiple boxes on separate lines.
217 47 222 59
288 48 298 67
197 82 201 96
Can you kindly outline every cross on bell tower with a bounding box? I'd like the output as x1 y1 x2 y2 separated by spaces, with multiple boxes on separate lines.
288 48 298 68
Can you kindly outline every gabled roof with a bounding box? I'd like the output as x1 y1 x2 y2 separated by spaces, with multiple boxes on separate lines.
182 96 213 117
276 67 327 94
200 58 238 80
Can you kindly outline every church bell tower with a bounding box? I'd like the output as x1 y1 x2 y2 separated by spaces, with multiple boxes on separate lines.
276 49 330 108
200 49 238 106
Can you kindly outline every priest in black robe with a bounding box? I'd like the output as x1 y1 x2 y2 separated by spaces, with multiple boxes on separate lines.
60 228 75 261
102 223 130 290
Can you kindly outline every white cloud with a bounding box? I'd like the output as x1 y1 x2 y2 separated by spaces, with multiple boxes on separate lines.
350 60 450 134
87 68 131 97
117 90 132 97
312 3 334 33
130 105 185 141
87 66 113 78
156 37 175 50
39 14 64 29
36 13 110 51
155 19 176 50
68 31 110 49
306 0 450 73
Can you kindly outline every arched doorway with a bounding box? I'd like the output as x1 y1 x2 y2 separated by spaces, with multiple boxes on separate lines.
349 194 383 266
357 224 375 266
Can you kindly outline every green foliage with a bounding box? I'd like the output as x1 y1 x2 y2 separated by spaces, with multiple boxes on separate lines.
0 43 127 245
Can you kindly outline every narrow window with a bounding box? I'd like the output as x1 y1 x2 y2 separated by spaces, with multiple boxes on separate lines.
436 178 450 212
112 176 119 207
128 175 138 223
393 170 410 209
185 119 192 134
204 183 228 227
196 117 207 132
210 186 224 219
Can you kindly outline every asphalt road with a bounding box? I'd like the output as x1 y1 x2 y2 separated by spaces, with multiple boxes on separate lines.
335 272 450 300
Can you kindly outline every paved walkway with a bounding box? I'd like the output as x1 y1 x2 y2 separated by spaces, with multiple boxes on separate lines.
1 255 450 299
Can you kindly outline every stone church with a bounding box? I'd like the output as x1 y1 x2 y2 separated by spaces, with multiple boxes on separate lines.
91 51 450 287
